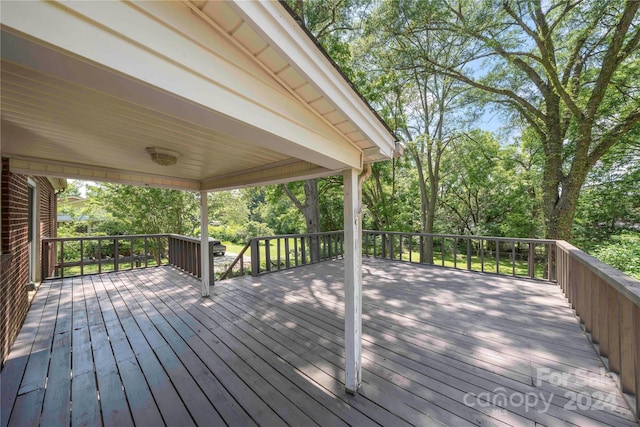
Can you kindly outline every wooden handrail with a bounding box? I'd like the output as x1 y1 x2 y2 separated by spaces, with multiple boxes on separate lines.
363 230 556 281
245 231 344 278
220 241 251 280
217 230 559 281
42 234 170 279
42 233 216 284
556 240 639 420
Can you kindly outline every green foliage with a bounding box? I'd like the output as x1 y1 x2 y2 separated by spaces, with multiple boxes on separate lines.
209 221 274 244
58 179 84 198
208 190 249 227
51 2 638 279
589 232 640 280
574 147 640 244
88 183 200 236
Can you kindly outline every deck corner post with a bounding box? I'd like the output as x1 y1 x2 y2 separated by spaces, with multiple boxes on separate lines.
200 190 210 297
343 168 362 394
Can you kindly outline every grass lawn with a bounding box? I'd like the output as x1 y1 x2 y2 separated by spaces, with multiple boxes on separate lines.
390 250 547 278
222 239 548 279
61 257 169 277
59 238 547 280
222 238 308 263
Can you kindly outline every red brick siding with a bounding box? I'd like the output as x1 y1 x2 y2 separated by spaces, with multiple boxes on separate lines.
1 158 58 366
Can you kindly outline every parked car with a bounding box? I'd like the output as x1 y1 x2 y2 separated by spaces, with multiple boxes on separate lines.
198 235 226 256
210 238 226 256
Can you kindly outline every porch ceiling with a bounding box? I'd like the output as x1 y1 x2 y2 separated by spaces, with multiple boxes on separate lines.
0 1 397 191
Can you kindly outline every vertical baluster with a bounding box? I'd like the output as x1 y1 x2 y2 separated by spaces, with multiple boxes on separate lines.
144 238 149 268
285 238 290 268
97 240 102 274
250 238 259 276
276 238 281 270
114 239 119 272
42 241 49 279
528 243 535 279
547 243 555 281
265 239 271 272
428 235 434 265
467 239 472 271
79 239 84 276
453 238 457 269
512 242 516 276
60 240 65 278
633 304 640 420
496 240 500 274
130 237 135 270
608 289 621 375
364 232 369 257
196 240 200 277
480 239 485 272
373 234 377 258
209 240 215 285
301 237 306 264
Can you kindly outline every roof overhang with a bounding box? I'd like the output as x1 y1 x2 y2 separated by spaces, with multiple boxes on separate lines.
1 0 397 191
47 177 67 192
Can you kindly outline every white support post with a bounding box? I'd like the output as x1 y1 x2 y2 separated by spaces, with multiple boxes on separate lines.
343 168 362 394
200 190 210 297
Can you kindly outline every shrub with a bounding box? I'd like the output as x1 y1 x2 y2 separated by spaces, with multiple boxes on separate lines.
589 232 640 280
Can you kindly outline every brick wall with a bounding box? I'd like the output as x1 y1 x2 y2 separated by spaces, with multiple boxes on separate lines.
1 158 58 366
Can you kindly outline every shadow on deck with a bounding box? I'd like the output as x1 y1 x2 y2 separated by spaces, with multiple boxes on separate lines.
1 259 636 426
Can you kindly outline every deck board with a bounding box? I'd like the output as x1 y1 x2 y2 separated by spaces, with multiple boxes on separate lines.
1 259 637 426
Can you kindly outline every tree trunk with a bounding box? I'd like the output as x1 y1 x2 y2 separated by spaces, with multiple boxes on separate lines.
544 171 587 241
304 179 321 262
282 179 321 262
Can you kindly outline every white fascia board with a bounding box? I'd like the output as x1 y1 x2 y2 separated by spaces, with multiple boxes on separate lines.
201 160 332 191
1 1 362 171
9 157 201 191
230 1 397 160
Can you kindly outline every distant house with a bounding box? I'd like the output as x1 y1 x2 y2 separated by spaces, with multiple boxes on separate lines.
0 158 65 362
57 196 100 233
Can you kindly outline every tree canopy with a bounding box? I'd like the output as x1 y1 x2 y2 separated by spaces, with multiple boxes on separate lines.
57 0 639 279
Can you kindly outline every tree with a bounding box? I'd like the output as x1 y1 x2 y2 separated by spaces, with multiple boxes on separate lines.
419 0 640 240
88 184 200 236
280 178 344 261
438 130 544 237
354 0 481 260
282 0 361 253
58 179 83 198
208 190 249 226
574 144 640 246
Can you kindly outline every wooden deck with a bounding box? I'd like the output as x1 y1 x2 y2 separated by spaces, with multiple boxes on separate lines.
1 259 636 426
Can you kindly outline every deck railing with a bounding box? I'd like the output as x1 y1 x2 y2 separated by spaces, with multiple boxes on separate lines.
363 230 556 281
167 234 216 285
42 230 639 419
220 230 556 281
248 231 344 276
556 241 640 419
42 234 215 285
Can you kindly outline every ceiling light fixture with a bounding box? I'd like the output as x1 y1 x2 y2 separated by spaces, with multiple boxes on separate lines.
146 147 181 166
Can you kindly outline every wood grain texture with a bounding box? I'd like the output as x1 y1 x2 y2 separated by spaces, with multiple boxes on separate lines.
1 259 636 426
